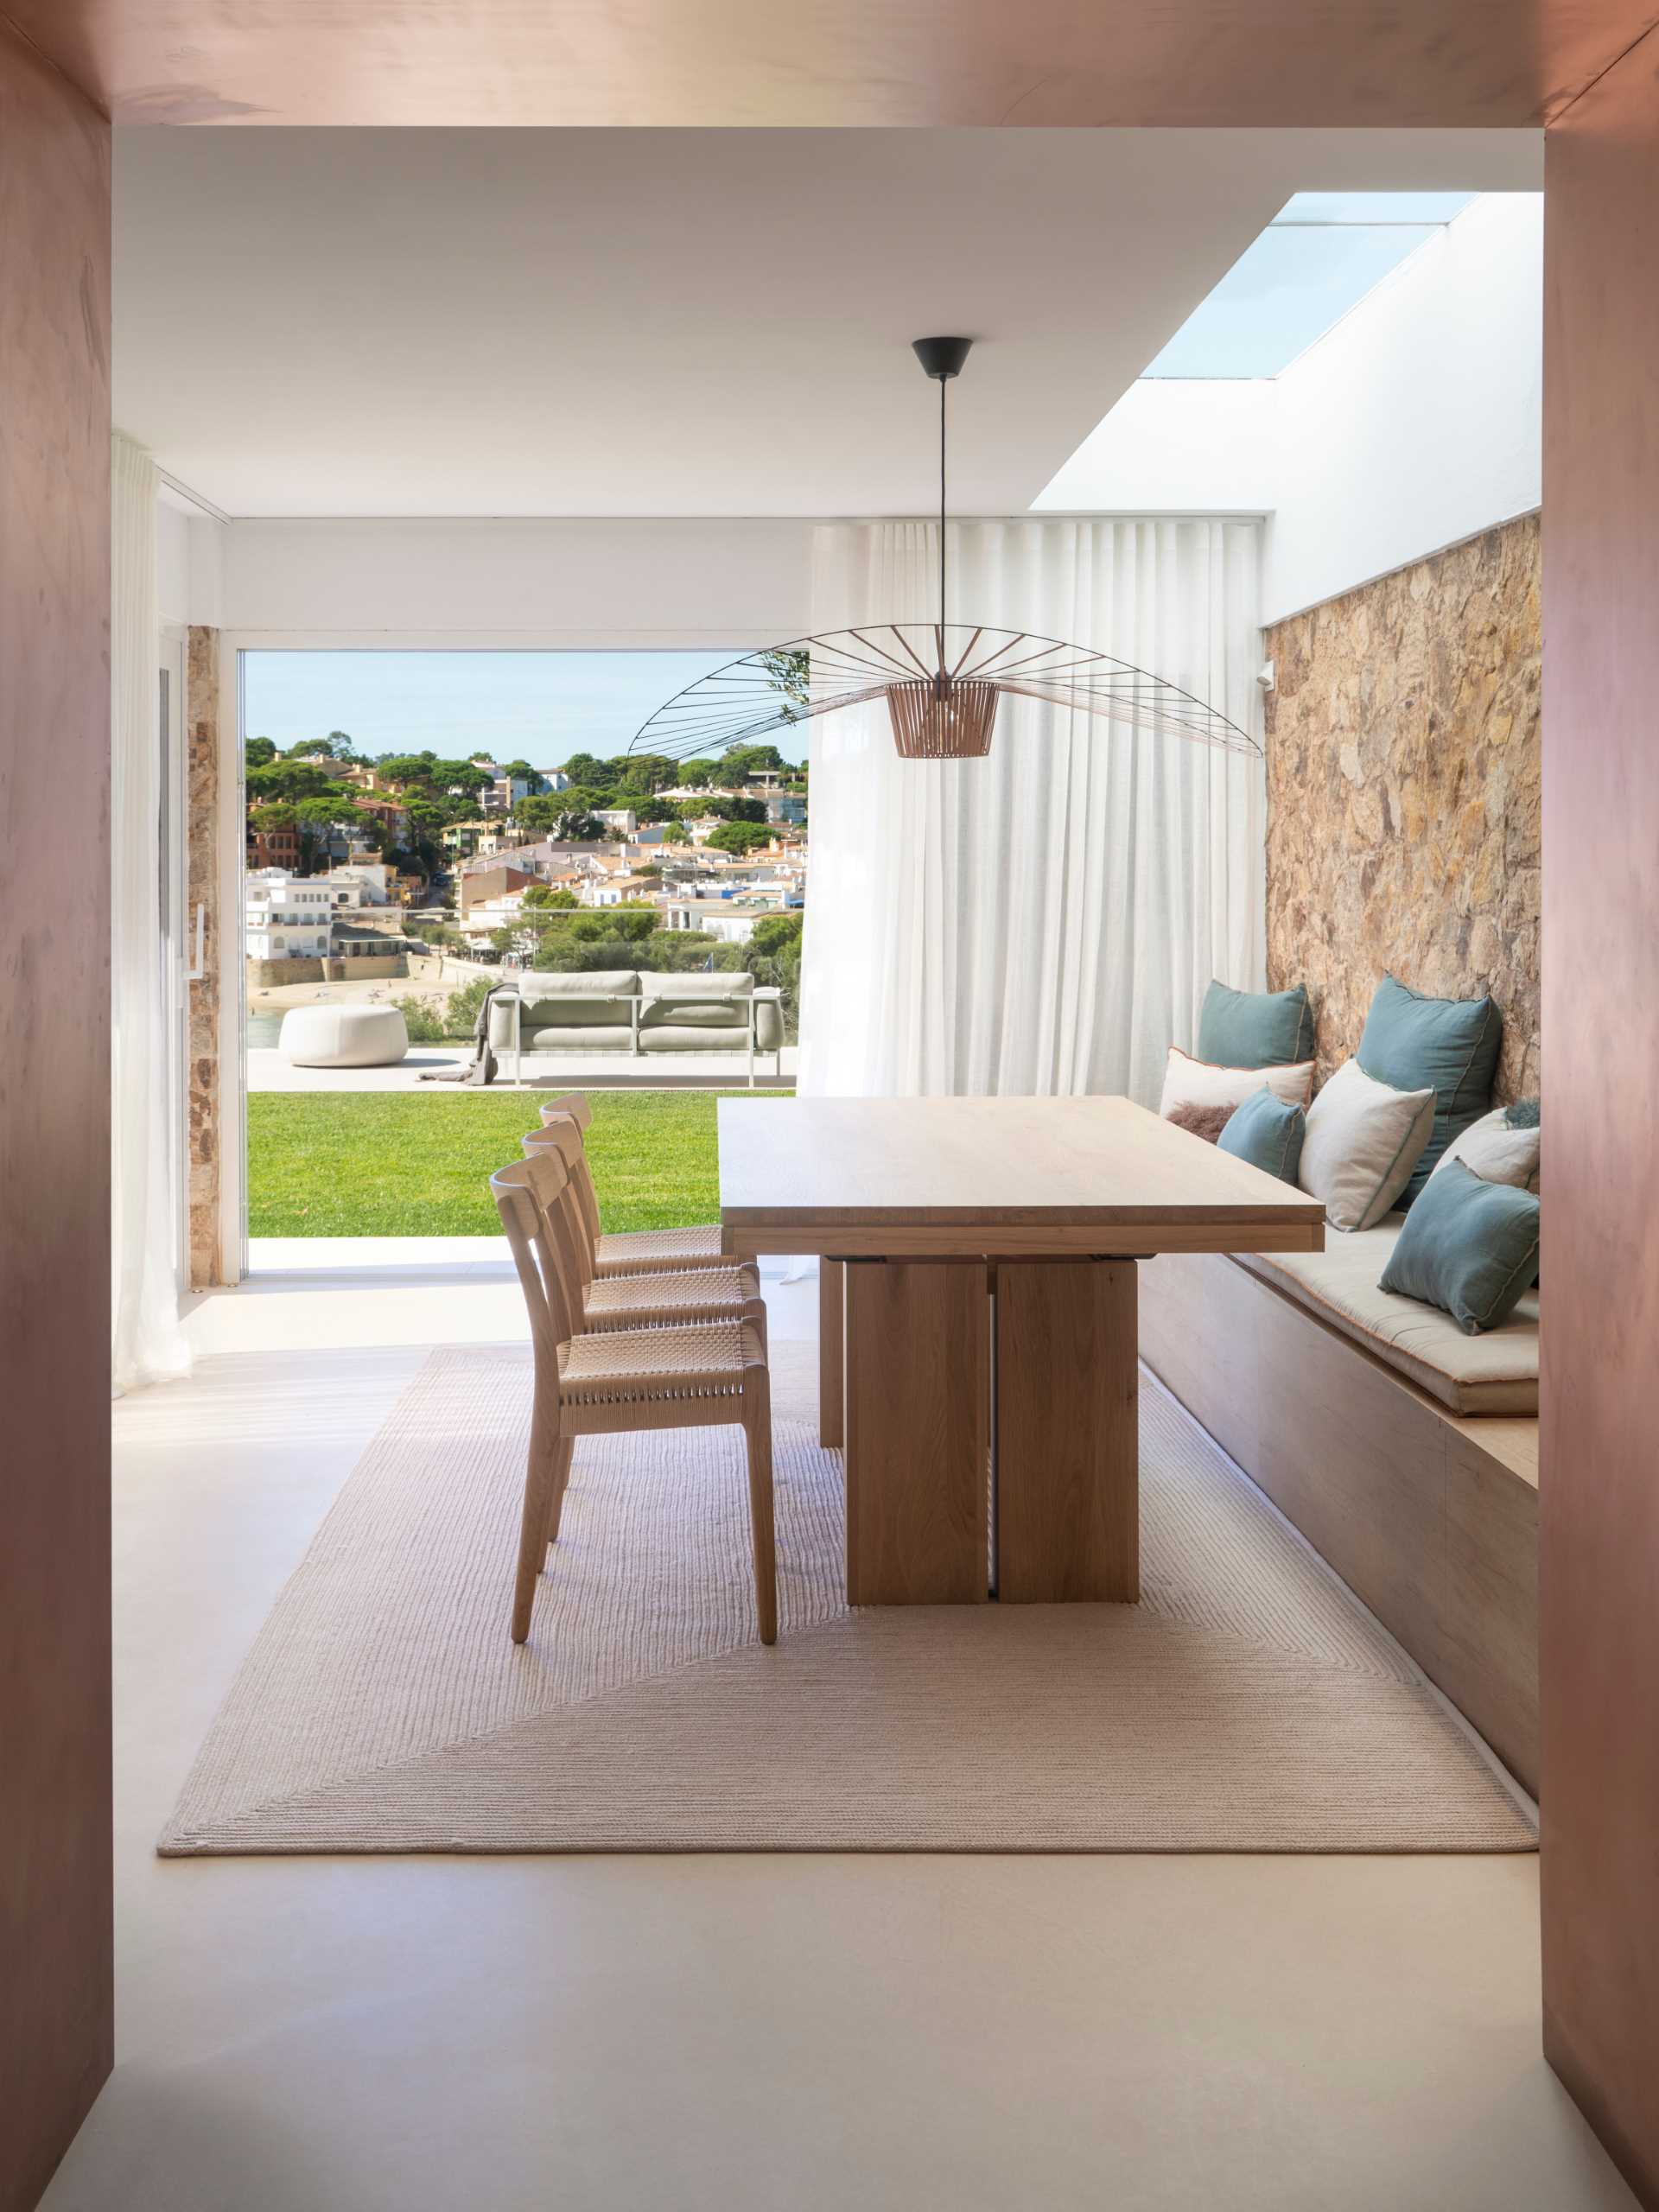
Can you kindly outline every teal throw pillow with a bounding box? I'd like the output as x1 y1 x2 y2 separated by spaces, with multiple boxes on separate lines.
1378 1160 1540 1333
1357 975 1502 1206
1217 1087 1306 1184
1197 979 1314 1069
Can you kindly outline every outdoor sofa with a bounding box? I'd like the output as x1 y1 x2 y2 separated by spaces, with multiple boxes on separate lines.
487 969 785 1086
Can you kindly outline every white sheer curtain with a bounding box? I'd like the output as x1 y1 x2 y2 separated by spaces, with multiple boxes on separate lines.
111 432 190 1393
797 518 1264 1104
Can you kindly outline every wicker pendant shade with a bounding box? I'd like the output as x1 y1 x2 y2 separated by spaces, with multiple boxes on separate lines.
628 339 1259 770
887 676 998 760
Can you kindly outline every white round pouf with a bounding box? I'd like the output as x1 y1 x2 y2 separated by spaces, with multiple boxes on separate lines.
280 1005 410 1069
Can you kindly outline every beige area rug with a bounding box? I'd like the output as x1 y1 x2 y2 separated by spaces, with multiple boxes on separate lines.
160 1341 1535 1855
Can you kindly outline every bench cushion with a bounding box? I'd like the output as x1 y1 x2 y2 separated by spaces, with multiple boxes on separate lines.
1235 1215 1539 1416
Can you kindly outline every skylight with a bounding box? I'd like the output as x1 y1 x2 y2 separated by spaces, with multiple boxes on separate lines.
1143 192 1477 380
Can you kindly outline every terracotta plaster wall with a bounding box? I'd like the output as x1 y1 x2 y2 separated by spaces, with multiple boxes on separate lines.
1264 515 1541 1100
0 24 114 2211
1541 37 1659 2210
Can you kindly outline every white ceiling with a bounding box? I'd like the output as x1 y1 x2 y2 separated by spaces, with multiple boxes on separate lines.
113 128 1540 519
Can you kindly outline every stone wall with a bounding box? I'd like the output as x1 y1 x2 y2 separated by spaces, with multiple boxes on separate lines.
246 956 327 988
186 626 225 1287
1264 514 1541 1103
321 953 407 980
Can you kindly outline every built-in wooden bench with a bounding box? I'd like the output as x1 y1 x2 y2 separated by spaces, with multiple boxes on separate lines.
1140 1244 1539 1796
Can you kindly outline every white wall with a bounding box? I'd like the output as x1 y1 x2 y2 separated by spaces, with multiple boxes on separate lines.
157 497 226 628
1027 194 1542 626
1031 379 1277 516
1262 193 1541 621
221 518 815 643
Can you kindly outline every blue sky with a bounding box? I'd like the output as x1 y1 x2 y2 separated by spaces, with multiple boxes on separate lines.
1144 191 1478 378
243 648 808 767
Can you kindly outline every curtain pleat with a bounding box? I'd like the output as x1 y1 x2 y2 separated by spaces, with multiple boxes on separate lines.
111 432 191 1393
797 518 1265 1103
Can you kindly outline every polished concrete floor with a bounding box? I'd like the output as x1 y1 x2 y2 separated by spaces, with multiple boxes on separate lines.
48 1257 1635 2211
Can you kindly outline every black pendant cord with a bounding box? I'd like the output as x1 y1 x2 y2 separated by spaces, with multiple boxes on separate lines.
938 371 947 689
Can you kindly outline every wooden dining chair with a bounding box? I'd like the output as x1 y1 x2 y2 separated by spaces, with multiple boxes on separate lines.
491 1150 777 1648
537 1093 728 1276
518 1129 767 1344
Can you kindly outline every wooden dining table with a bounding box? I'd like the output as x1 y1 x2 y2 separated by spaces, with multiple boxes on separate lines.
719 1094 1325 1607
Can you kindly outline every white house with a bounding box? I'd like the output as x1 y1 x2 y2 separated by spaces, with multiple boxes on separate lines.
327 859 394 906
455 890 530 946
658 896 781 944
245 869 334 960
579 874 658 909
439 819 503 859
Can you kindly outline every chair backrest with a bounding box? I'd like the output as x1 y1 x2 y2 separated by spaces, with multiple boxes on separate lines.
538 1101 602 1244
490 1152 582 1354
520 1122 595 1286
541 1091 592 1131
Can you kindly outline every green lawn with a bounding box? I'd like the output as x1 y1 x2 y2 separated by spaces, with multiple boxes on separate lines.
248 1090 791 1237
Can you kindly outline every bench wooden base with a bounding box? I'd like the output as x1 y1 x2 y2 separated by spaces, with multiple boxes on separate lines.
1139 1250 1538 1796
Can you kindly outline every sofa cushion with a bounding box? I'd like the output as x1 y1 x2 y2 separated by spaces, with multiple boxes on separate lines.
1357 975 1503 1206
1297 1057 1435 1232
1379 1160 1541 1334
638 971 753 1031
1217 1089 1306 1183
639 1025 751 1052
523 996 633 1029
523 1025 636 1052
1235 1215 1539 1415
639 997 749 1032
518 971 639 1031
484 971 639 1042
1430 1103 1541 1192
1197 979 1314 1068
636 970 752 998
1159 1046 1314 1126
531 970 639 997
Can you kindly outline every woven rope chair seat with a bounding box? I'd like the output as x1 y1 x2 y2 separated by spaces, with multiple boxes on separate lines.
582 1264 760 1326
556 1318 765 1406
594 1225 726 1276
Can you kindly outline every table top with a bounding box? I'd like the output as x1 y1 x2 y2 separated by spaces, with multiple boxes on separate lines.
718 1094 1326 1258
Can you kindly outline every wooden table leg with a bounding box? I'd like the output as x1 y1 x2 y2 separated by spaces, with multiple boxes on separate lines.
818 1257 845 1450
995 1260 1139 1603
843 1261 989 1605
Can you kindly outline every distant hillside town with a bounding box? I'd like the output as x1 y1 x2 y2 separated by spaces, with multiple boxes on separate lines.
243 735 808 1007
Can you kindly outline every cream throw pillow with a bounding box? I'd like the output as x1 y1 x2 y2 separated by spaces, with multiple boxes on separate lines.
1298 1058 1436 1231
1159 1046 1314 1128
1429 1104 1541 1192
